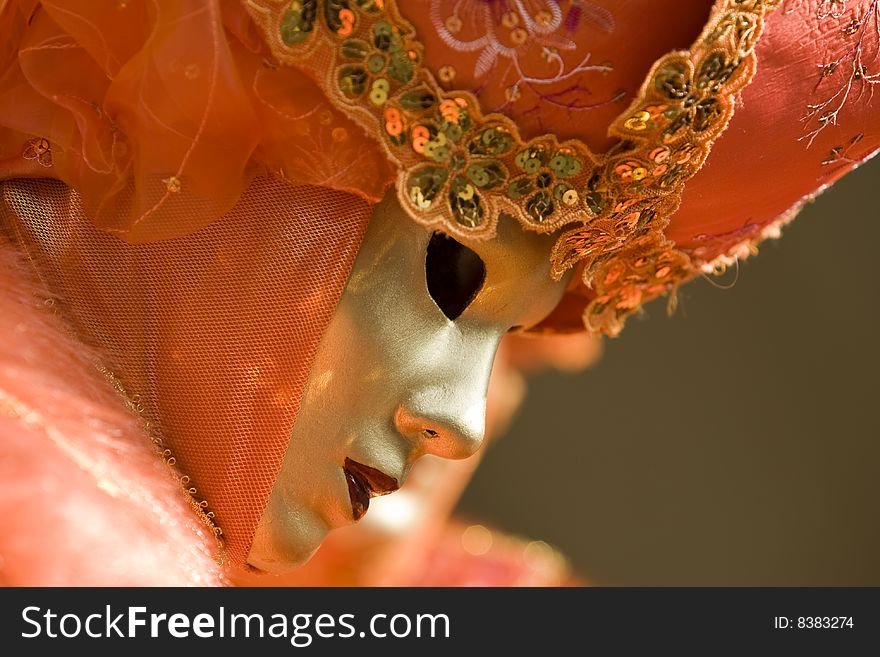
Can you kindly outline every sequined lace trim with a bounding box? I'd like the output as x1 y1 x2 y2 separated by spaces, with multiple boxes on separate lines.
244 0 781 335
97 365 228 565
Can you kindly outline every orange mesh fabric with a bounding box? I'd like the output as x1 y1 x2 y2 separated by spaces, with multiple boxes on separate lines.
0 177 372 564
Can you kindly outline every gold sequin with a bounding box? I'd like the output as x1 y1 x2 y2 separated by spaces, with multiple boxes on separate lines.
163 176 182 193
457 183 475 200
22 137 52 167
623 110 651 131
369 78 390 106
410 186 431 209
438 65 456 83
444 15 462 33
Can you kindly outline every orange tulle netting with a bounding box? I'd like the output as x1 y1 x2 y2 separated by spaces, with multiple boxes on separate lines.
1 177 372 564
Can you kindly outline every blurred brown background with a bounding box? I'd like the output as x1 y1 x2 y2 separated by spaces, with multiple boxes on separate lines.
458 154 880 586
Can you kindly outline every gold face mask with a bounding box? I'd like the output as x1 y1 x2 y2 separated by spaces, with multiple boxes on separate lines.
248 192 571 572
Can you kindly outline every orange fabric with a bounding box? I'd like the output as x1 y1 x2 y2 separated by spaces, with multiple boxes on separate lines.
0 0 393 242
669 4 880 259
403 0 714 151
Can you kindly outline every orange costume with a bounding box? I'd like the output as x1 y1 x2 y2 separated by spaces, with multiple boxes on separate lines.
0 0 877 584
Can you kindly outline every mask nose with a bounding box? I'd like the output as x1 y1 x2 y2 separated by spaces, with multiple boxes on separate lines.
394 385 487 460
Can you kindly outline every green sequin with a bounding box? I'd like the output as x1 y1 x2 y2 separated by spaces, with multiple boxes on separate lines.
324 0 350 33
507 178 533 200
399 88 436 111
408 166 449 208
467 165 490 187
424 141 450 163
388 51 414 83
338 65 367 97
367 53 386 72
584 191 606 216
515 147 547 174
341 39 370 60
387 33 404 53
449 177 484 227
469 127 514 156
526 191 554 222
443 122 463 143
280 1 317 46
549 153 582 178
466 161 506 189
373 21 393 50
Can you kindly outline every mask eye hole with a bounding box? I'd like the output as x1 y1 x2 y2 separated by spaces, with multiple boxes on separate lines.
425 232 486 321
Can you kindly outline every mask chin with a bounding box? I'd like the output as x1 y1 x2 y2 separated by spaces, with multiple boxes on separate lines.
247 494 329 573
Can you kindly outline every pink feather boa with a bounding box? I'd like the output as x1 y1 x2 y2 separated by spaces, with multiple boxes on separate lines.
0 238 223 585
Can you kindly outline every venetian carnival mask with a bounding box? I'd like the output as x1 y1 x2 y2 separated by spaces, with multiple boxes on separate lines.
248 193 569 571
0 0 877 581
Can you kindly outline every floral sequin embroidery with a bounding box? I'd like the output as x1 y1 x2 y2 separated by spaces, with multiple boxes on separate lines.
246 0 782 335
428 0 622 116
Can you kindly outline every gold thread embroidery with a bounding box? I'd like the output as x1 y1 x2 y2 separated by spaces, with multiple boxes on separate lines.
800 0 880 147
22 137 53 167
